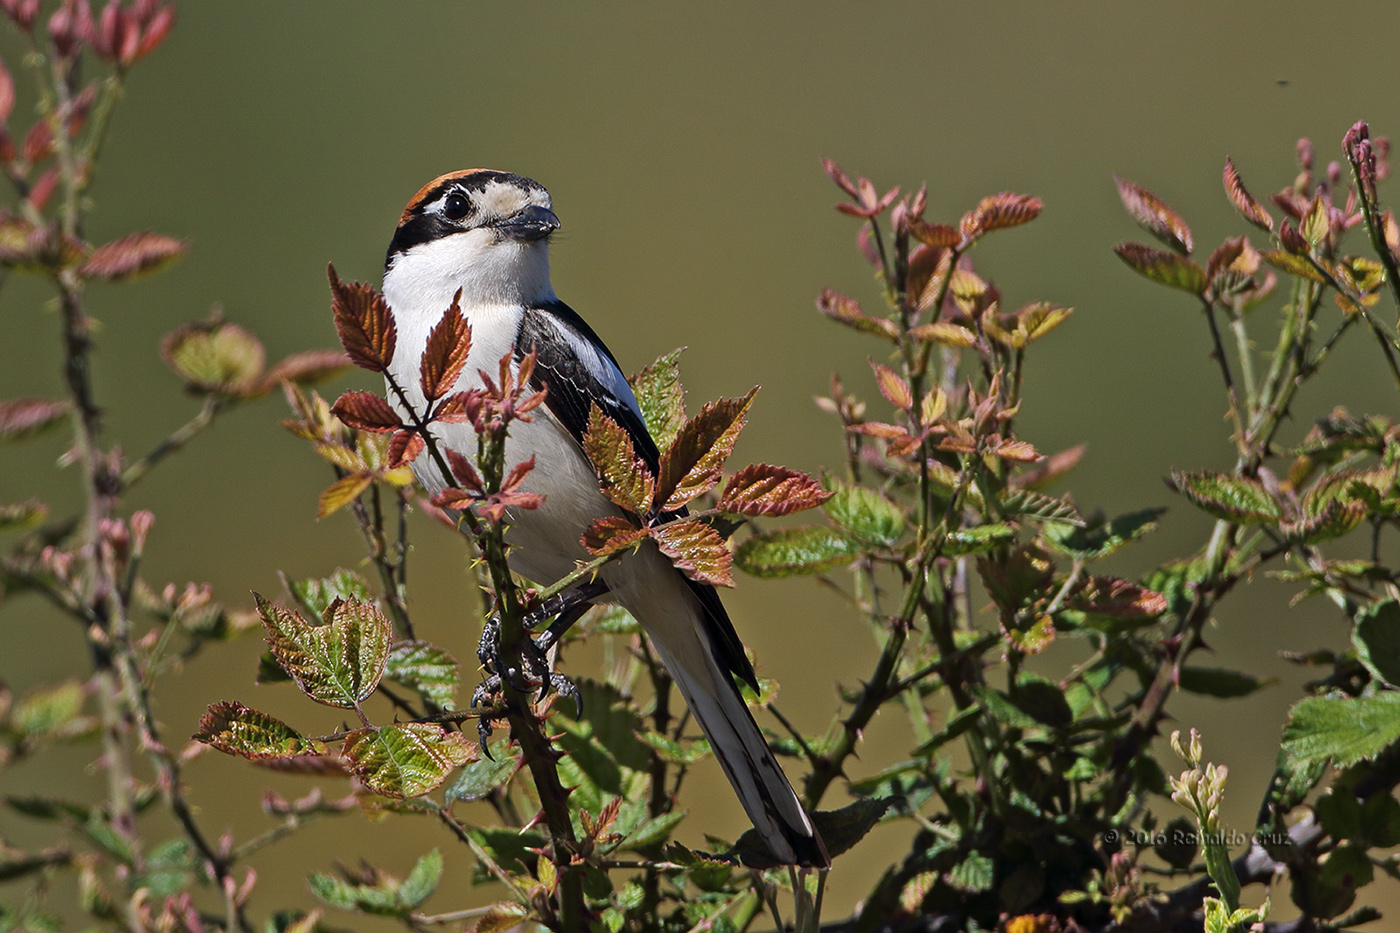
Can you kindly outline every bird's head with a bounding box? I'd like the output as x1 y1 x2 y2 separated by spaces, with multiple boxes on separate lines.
384 169 560 311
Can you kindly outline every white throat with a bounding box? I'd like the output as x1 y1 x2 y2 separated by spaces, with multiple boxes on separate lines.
383 233 556 321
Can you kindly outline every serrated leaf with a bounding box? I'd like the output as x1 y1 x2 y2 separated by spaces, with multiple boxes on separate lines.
161 319 266 395
287 568 373 619
257 594 391 708
908 321 977 346
1170 471 1281 524
193 701 328 758
637 730 712 764
476 903 530 933
328 263 397 373
941 522 1018 556
419 295 471 400
1178 667 1275 698
445 741 520 803
0 398 69 442
1281 692 1400 769
720 463 831 517
649 520 733 587
385 641 459 708
583 406 654 515
654 389 757 510
317 473 371 519
1262 249 1325 283
342 722 477 798
629 347 687 450
1283 498 1367 544
1114 242 1207 293
735 525 864 578
1301 194 1330 248
398 850 443 908
1000 488 1083 525
330 391 401 434
1354 601 1400 687
946 852 995 893
971 192 1042 233
1043 507 1166 560
1066 576 1167 619
1223 158 1273 231
582 516 648 556
817 287 898 339
79 231 185 280
1114 175 1193 254
870 361 912 410
618 810 688 851
822 475 905 547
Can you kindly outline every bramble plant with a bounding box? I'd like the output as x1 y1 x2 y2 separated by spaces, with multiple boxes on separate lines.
6 4 1400 932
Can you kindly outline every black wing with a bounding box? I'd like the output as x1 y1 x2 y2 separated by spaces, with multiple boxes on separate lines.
516 300 758 691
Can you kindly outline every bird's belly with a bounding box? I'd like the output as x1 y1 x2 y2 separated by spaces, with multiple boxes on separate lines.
416 410 618 587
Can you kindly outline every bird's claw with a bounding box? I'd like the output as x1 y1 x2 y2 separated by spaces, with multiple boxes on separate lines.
549 672 582 718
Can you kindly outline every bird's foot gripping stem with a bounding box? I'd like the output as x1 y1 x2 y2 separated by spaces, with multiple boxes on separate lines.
472 580 609 746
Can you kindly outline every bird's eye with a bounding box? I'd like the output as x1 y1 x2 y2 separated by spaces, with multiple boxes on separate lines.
443 193 470 221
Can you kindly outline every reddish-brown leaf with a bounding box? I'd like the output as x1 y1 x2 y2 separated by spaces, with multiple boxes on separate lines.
972 192 1043 232
328 263 397 373
1113 175 1193 255
649 519 734 588
419 293 471 400
499 455 536 494
79 231 185 280
0 397 69 441
582 406 655 515
0 58 14 125
847 421 910 440
1010 444 1086 490
331 391 401 434
446 450 483 493
816 287 897 339
870 361 913 411
1223 158 1273 232
433 389 481 424
387 430 424 468
908 321 977 347
582 516 648 556
907 219 960 248
720 463 832 517
1067 576 1167 619
1114 242 1207 293
265 349 351 386
654 388 757 511
821 158 860 199
989 438 1041 463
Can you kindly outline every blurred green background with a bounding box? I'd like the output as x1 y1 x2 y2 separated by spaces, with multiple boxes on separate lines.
3 1 1400 925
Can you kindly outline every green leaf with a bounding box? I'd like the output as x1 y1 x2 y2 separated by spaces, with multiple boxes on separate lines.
1114 242 1207 293
385 641 459 708
1178 667 1275 698
1000 488 1083 525
286 568 373 619
649 519 734 587
1114 175 1193 255
308 870 401 916
1043 507 1166 560
946 852 995 893
552 680 650 829
0 498 48 532
734 525 864 578
193 701 328 759
341 722 477 798
629 347 686 452
1354 600 1400 687
821 475 905 546
941 522 1018 556
1012 674 1072 728
10 681 85 738
617 810 688 851
257 594 391 709
1261 248 1326 283
1281 692 1400 769
811 797 898 859
583 405 655 515
1314 789 1361 840
1170 471 1281 524
969 685 1038 729
637 730 712 764
397 850 443 909
1301 194 1330 248
654 388 756 510
444 741 520 803
1361 791 1400 848
475 903 530 933
161 318 266 395
0 398 69 443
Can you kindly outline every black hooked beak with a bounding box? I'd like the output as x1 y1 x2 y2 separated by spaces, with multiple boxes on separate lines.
494 204 560 242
